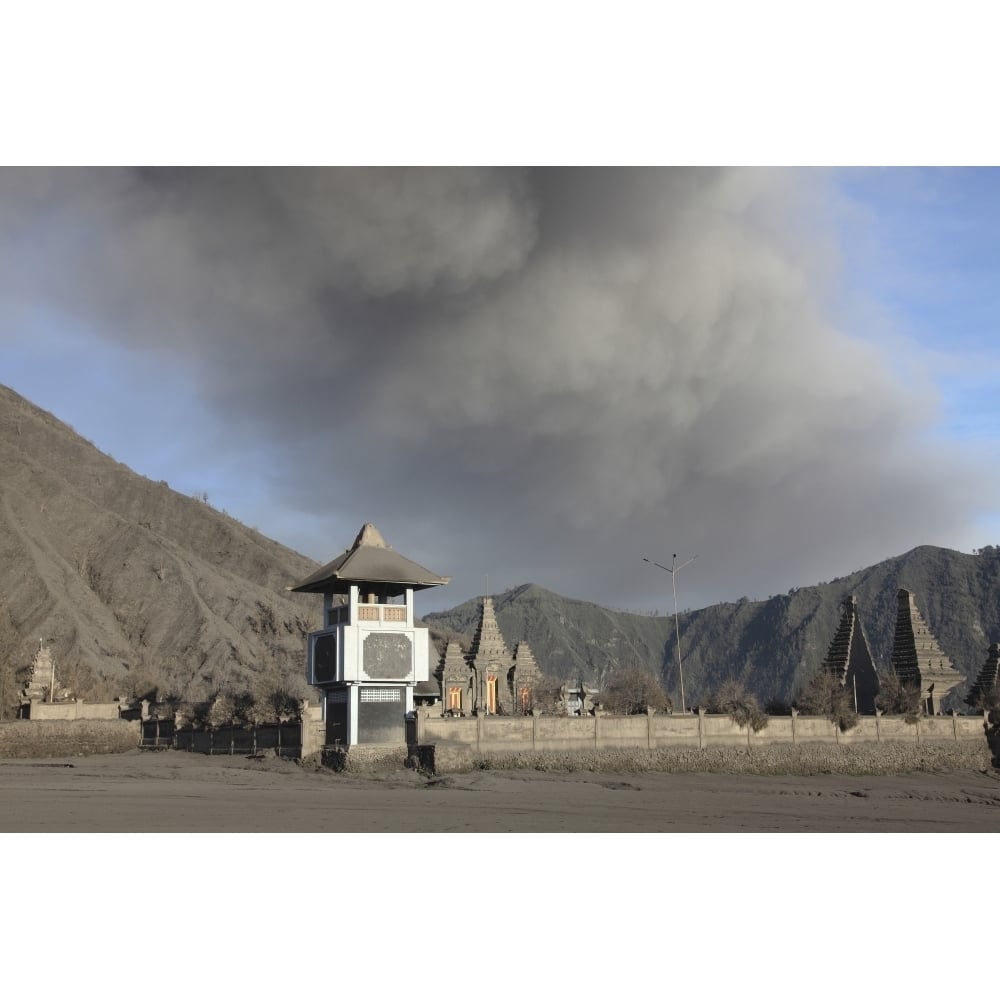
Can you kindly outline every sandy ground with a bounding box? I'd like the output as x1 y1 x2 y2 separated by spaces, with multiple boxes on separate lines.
2 750 1000 832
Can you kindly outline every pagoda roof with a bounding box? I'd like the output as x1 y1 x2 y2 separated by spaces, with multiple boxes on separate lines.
289 523 450 594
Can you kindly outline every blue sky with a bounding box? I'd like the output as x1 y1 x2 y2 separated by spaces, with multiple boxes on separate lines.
836 168 1000 528
2 167 999 612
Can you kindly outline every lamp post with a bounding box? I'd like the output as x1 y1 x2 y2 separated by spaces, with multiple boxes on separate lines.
643 554 697 713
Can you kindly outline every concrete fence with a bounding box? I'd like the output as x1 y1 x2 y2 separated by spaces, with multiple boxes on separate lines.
24 700 126 721
415 709 987 755
0 719 140 758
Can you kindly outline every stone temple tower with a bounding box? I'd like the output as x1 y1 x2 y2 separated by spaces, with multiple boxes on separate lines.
822 595 880 714
965 643 1000 710
468 595 512 714
456 595 547 715
891 588 964 715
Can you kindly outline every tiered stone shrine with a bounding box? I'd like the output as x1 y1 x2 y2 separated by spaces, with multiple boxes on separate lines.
512 641 545 711
821 595 880 714
468 596 512 714
433 596 549 715
18 642 72 709
438 639 473 714
965 642 1000 710
891 588 964 715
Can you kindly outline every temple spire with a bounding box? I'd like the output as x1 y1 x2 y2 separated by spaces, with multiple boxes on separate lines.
891 589 965 715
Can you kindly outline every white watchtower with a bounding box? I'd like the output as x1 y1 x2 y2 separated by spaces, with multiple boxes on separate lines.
290 523 449 745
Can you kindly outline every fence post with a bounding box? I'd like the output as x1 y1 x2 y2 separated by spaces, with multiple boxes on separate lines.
791 708 797 745
952 709 958 742
697 707 704 750
875 708 881 743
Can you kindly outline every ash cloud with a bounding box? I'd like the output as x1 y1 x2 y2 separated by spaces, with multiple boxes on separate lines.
0 167 985 609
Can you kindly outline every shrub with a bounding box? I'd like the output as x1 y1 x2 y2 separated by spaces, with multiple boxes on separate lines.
206 693 236 728
795 670 859 732
599 667 672 715
248 680 302 723
706 679 769 732
874 671 922 723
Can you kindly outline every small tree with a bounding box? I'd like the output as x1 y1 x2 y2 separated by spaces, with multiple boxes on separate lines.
875 671 923 723
599 667 672 715
121 661 162 703
58 660 117 703
706 679 769 732
795 669 858 732
250 678 302 723
206 692 236 729
230 690 261 727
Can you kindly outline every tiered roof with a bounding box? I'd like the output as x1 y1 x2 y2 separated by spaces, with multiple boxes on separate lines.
438 639 471 687
820 594 880 713
513 641 543 686
891 588 964 698
467 595 512 671
290 522 450 594
822 595 875 685
966 642 1000 709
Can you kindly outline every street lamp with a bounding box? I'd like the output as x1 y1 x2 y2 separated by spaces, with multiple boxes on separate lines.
643 554 697 713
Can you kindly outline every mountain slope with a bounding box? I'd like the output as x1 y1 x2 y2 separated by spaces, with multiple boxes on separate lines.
425 546 1000 710
0 384 320 701
5 382 997 715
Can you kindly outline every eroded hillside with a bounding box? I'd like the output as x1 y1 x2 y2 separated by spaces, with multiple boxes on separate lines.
0 384 320 701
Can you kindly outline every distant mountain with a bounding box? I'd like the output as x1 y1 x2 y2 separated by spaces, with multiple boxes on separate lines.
424 547 1000 711
0 384 320 703
5 382 997 716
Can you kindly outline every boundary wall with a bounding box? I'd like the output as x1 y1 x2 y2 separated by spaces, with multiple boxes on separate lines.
26 701 124 721
0 719 140 758
172 722 302 756
415 739 991 775
416 709 987 754
145 704 325 757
